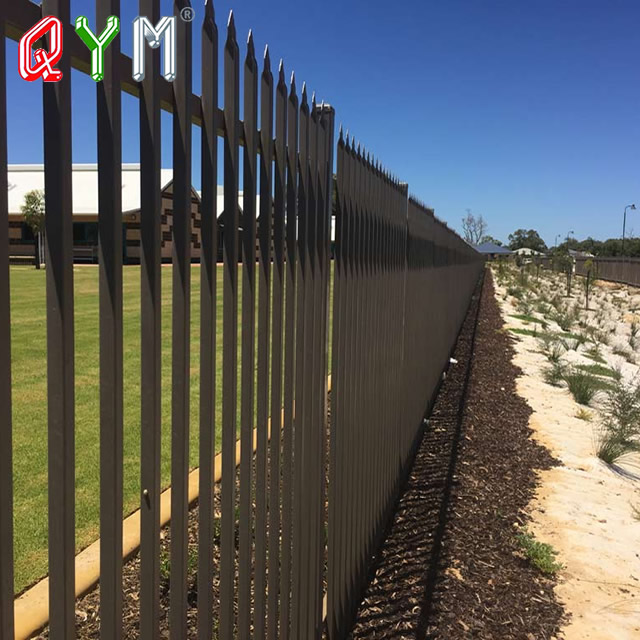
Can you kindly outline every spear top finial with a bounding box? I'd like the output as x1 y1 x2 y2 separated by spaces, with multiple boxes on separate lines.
204 0 215 21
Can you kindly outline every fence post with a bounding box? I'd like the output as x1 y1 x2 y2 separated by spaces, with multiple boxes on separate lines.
97 0 124 636
0 7 14 637
42 0 76 636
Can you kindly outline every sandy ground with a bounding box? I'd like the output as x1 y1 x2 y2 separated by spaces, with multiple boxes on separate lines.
495 273 640 639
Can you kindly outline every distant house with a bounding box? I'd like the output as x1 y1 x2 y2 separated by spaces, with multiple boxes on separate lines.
7 164 208 263
568 249 594 259
513 247 545 257
473 241 512 260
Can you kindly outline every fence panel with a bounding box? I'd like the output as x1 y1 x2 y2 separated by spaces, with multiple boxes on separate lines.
326 146 483 637
2 3 481 639
575 256 640 287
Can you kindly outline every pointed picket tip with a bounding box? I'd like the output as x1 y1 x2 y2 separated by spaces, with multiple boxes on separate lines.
301 81 307 102
204 0 215 20
263 44 270 65
227 10 236 35
338 124 343 140
345 132 350 147
247 29 255 52
289 71 297 97
277 60 286 87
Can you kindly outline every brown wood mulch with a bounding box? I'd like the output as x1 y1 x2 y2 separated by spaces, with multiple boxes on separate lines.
349 271 567 639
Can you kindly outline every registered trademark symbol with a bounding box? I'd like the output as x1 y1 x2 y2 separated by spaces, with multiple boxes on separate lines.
180 7 195 22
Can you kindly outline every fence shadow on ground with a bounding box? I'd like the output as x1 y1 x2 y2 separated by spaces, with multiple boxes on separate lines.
349 280 483 639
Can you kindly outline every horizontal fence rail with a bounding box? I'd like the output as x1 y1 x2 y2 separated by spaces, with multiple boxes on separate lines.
0 1 483 639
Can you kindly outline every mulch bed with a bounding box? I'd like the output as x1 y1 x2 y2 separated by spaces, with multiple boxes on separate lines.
349 271 567 639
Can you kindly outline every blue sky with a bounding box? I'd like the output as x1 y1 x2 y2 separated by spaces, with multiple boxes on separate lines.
5 0 640 246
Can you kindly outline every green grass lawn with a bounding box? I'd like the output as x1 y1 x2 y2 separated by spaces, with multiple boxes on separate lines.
10 264 232 594
10 262 334 595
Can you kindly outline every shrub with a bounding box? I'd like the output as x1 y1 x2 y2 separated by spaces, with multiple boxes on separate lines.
552 309 572 332
564 370 600 405
545 342 564 364
507 285 524 300
584 344 605 364
543 361 567 387
613 345 636 364
560 335 585 352
596 429 640 465
595 380 640 465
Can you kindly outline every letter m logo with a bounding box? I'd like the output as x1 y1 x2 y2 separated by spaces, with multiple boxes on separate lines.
132 17 177 82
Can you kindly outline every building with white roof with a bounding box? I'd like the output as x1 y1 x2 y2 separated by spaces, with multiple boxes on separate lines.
8 164 219 263
8 163 337 264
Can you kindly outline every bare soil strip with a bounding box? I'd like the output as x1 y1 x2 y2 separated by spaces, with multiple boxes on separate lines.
350 271 567 639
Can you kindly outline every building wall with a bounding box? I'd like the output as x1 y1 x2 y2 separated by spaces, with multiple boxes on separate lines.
124 185 203 263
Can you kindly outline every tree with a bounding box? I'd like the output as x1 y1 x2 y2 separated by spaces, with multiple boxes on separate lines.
461 209 487 245
480 234 503 246
21 189 45 269
507 228 547 253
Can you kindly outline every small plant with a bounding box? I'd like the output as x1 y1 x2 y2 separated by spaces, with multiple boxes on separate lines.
632 502 640 522
552 309 573 332
517 295 534 316
516 530 563 575
544 342 564 364
613 345 636 365
575 408 592 421
158 546 199 583
564 369 600 405
507 285 524 300
584 344 605 364
543 361 567 387
596 429 640 465
595 380 640 465
560 335 585 351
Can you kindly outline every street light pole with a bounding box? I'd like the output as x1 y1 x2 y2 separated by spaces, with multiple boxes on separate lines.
622 204 636 256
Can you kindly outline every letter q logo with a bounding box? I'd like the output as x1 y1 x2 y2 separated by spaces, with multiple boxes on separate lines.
19 16 64 82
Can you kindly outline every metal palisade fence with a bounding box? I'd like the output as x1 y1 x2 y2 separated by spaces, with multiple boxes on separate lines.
0 1 483 639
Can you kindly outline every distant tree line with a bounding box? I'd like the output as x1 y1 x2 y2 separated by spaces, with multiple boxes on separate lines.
461 210 638 258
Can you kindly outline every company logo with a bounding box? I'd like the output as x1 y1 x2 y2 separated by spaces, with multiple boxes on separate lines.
19 16 63 82
19 13 193 83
